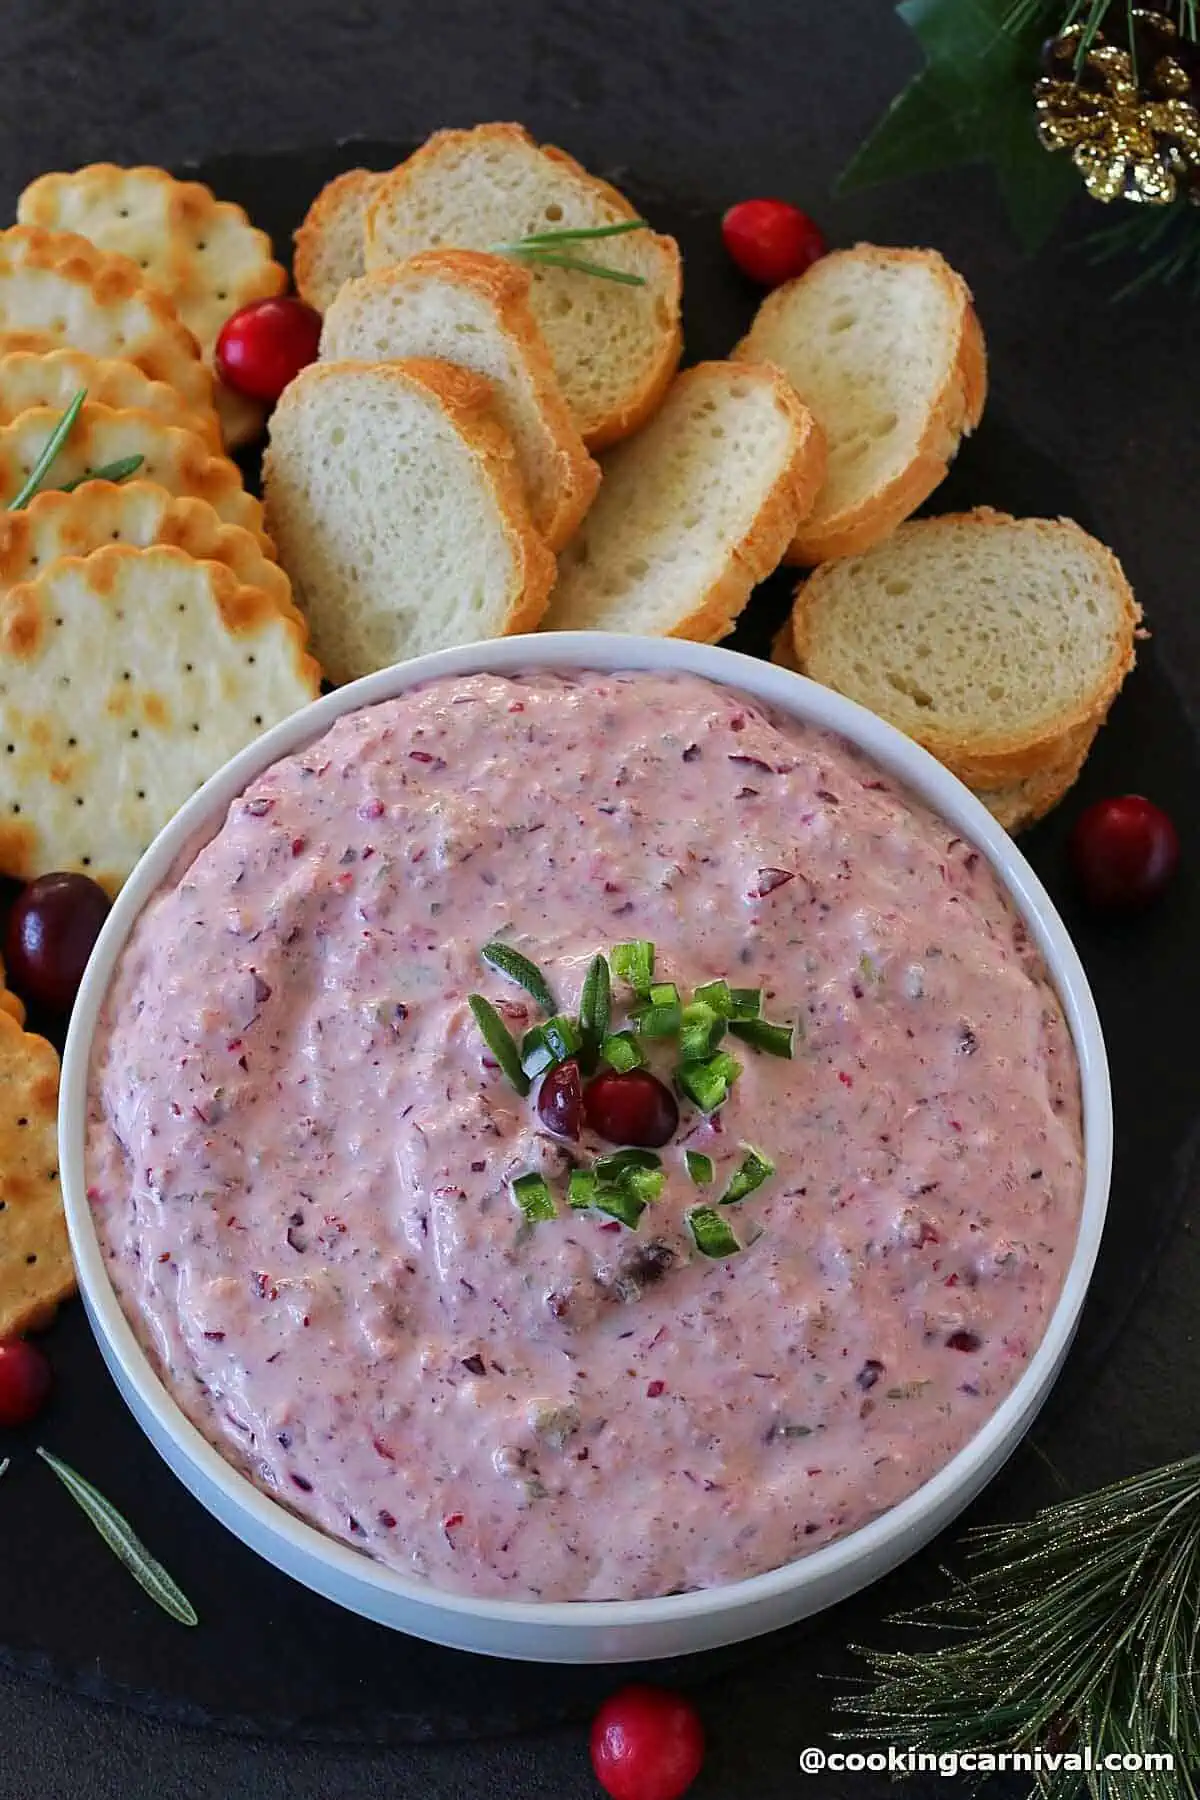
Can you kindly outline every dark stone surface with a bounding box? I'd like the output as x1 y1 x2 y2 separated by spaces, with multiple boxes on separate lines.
1 2 1199 1795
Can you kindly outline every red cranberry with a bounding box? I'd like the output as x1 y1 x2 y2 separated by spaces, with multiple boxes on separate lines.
1069 795 1179 912
584 1070 678 1148
4 871 111 1015
215 296 322 403
0 1337 52 1427
721 198 826 287
591 1684 705 1800
537 1058 583 1140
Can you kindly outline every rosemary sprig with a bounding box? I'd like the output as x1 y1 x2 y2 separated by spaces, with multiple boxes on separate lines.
838 1453 1200 1798
7 388 87 511
59 453 146 492
490 219 649 286
37 1447 199 1627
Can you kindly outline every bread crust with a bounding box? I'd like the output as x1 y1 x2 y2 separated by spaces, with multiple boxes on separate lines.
363 123 682 451
659 362 825 644
732 246 987 567
772 606 1093 832
790 509 1140 782
323 249 600 549
294 167 381 311
546 360 824 642
263 357 557 666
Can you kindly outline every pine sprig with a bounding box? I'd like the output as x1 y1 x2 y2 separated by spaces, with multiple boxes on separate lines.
838 1453 1200 1798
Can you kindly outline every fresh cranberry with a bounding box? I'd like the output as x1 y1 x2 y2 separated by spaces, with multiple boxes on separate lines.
537 1058 583 1140
1069 796 1179 912
591 1685 705 1800
0 1337 52 1428
215 296 322 403
584 1070 679 1148
722 198 826 287
4 871 111 1015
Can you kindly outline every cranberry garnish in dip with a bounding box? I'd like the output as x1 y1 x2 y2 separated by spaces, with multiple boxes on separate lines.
85 670 1084 1602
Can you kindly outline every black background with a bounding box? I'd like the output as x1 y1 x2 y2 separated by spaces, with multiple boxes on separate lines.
2 3 1199 1796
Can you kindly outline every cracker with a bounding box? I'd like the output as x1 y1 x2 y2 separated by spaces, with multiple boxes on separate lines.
0 225 215 422
0 404 272 552
18 169 287 449
0 543 322 891
0 480 296 616
0 957 26 1026
0 1008 71 1339
0 346 220 447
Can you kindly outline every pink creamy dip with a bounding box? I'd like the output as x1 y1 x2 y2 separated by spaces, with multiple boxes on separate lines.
86 670 1084 1602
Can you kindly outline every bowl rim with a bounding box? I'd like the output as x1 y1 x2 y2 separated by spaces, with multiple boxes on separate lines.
60 632 1112 1630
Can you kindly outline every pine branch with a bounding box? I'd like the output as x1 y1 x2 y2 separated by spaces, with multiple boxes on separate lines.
838 1454 1200 1799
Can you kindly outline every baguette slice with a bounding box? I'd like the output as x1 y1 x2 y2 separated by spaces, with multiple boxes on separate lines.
734 246 986 565
772 609 1095 832
791 510 1139 783
263 358 556 683
294 168 383 312
321 250 599 549
364 124 682 450
543 361 825 641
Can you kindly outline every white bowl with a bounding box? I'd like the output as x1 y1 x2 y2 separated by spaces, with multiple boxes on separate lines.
59 634 1112 1663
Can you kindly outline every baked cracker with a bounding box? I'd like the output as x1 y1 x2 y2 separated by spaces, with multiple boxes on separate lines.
0 225 215 422
0 346 220 448
0 1008 71 1339
18 169 288 449
0 543 322 891
0 480 295 615
0 403 272 552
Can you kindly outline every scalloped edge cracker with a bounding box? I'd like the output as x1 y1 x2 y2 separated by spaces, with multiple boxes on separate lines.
0 543 322 891
0 1009 71 1339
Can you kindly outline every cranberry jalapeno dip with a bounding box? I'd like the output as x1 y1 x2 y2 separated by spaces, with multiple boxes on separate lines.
85 670 1084 1603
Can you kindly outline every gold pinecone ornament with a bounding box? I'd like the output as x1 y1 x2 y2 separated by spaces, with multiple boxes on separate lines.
1035 7 1200 204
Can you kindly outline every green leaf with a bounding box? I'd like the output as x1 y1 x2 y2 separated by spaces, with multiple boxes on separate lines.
37 1448 198 1625
836 0 1075 253
990 94 1081 251
837 68 971 191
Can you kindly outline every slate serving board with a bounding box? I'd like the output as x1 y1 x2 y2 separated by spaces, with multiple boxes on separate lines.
0 139 1196 1746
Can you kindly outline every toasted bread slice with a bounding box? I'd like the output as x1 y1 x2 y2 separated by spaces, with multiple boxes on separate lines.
0 480 294 614
363 124 682 450
0 544 321 891
263 358 556 683
294 168 383 312
0 225 215 422
734 246 986 565
18 167 288 448
0 404 271 551
543 361 824 641
974 728 1094 834
771 608 1092 832
0 347 220 447
791 510 1139 783
321 250 599 549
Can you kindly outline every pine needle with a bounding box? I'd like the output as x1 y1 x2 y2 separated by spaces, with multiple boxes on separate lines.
838 1454 1200 1798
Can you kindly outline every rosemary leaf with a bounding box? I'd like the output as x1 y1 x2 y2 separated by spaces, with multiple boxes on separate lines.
499 219 649 247
7 388 87 511
0 1456 9 1483
37 1447 199 1627
499 247 647 287
59 453 146 493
